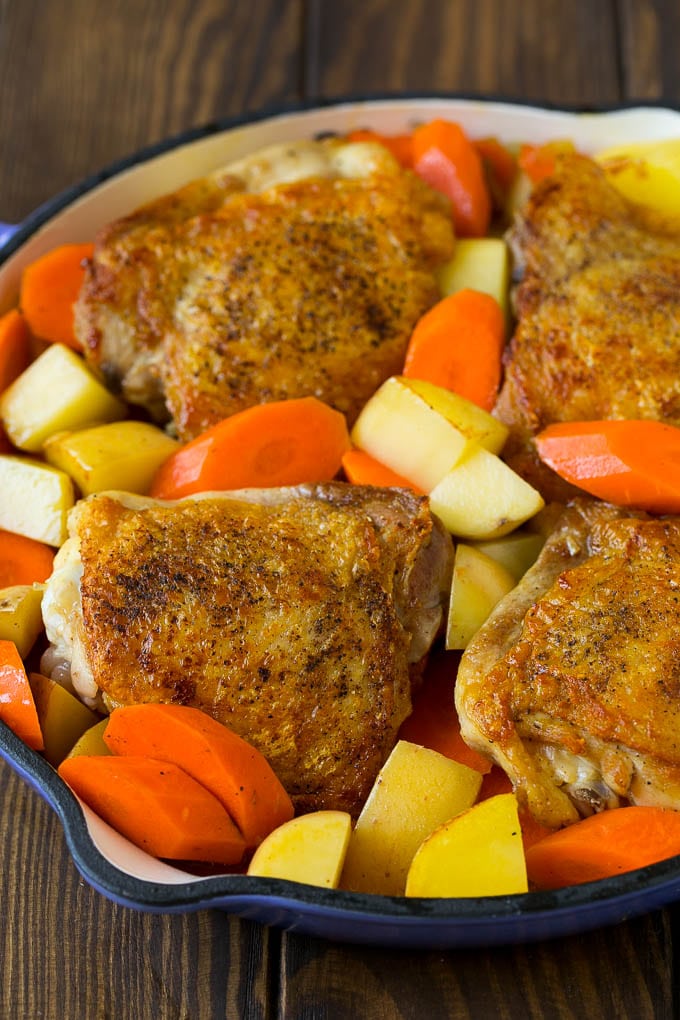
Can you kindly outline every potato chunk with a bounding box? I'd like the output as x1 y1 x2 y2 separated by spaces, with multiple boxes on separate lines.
446 544 515 650
0 343 126 452
405 793 528 898
429 446 544 539
44 421 179 495
0 456 74 545
340 740 482 896
29 672 100 767
248 811 352 888
595 139 680 218
0 584 45 657
437 238 510 316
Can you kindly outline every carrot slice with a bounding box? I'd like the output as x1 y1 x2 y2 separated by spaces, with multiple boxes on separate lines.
346 129 413 167
0 639 43 750
412 119 491 237
150 396 350 500
525 806 680 889
103 704 294 848
0 309 31 393
20 243 94 349
399 649 492 774
535 419 680 514
518 140 576 183
403 288 505 410
58 754 246 865
0 529 55 586
341 448 425 494
474 137 517 206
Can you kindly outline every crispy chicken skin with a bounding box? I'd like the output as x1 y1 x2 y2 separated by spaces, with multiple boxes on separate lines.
497 153 680 498
42 483 453 816
74 140 454 439
456 500 680 830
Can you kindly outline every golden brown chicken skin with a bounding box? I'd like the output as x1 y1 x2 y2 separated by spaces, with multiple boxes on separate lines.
42 484 453 817
497 153 680 498
456 500 680 830
75 140 454 438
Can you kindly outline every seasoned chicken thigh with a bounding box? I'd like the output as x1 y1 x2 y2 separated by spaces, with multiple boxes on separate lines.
75 139 454 438
42 483 453 816
497 153 680 498
456 500 680 830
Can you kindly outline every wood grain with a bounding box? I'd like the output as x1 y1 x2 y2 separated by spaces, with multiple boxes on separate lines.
0 0 302 220
305 0 622 106
2 0 680 1016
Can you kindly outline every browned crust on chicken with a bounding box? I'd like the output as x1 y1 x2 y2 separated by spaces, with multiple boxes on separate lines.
497 154 680 499
69 483 453 816
456 500 680 829
75 145 454 438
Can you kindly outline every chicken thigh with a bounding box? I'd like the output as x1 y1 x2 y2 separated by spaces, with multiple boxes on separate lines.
456 500 680 829
75 139 455 438
497 153 680 498
42 483 453 816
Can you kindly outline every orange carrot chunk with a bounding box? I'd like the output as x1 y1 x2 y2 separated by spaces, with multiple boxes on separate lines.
0 639 43 750
412 119 491 237
535 419 680 514
0 529 55 586
341 448 425 494
150 396 350 500
20 242 94 349
526 806 680 889
103 704 294 849
0 309 31 393
403 288 505 411
399 649 492 774
58 754 246 865
473 137 517 207
518 140 576 183
346 129 413 167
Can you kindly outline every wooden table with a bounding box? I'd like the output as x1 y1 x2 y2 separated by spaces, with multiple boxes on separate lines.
0 2 678 1016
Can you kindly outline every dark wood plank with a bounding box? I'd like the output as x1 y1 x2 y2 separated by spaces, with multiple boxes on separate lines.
618 0 680 101
306 0 621 106
0 761 276 1019
0 0 302 220
280 913 674 1019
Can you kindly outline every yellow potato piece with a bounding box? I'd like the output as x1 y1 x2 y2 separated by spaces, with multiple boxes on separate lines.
351 376 508 493
446 544 515 650
437 238 510 318
340 740 482 896
429 445 544 540
67 718 111 759
595 139 680 219
472 531 544 583
247 810 352 888
44 421 179 496
29 672 100 767
0 455 74 546
0 343 126 452
406 793 528 898
0 584 45 657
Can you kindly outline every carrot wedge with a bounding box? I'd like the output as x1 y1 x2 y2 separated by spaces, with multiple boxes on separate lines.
103 704 294 849
58 754 246 865
341 448 425 493
0 639 43 750
0 529 55 586
526 806 680 889
0 309 31 394
403 289 505 411
399 649 491 774
412 120 491 237
346 129 413 168
535 419 680 514
20 243 94 349
150 396 350 499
